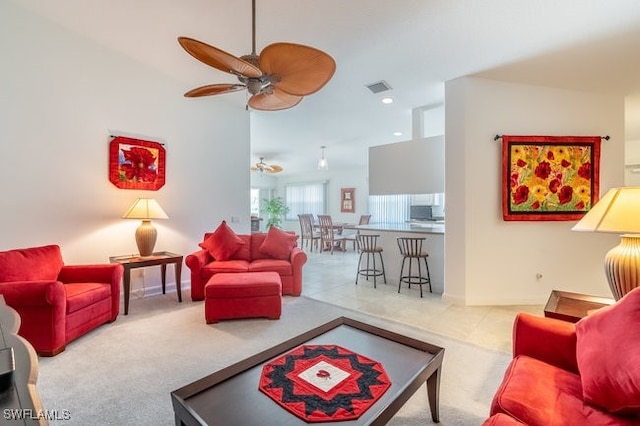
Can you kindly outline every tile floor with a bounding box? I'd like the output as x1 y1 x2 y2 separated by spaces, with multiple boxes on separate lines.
301 247 544 353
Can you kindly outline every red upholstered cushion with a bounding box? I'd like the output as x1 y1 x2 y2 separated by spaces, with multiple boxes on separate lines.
491 355 634 425
248 258 293 276
0 245 64 282
232 235 251 261
205 272 281 298
64 283 111 314
576 287 640 416
203 260 250 274
259 226 298 260
250 233 268 260
199 221 245 261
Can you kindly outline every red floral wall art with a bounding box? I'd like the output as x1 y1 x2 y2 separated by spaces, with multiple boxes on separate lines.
502 135 601 221
109 136 166 190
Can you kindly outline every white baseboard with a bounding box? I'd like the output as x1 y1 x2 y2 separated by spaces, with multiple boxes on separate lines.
442 291 545 306
121 280 191 300
441 292 466 305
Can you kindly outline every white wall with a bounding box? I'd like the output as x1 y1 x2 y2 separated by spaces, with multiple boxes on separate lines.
368 136 445 195
625 140 640 185
274 167 369 232
445 77 625 305
0 3 250 287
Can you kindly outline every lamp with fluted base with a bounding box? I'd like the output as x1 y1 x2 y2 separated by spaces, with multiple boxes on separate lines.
572 187 640 300
122 198 169 257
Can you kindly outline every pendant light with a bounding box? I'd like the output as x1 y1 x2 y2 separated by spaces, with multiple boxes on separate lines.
317 146 328 170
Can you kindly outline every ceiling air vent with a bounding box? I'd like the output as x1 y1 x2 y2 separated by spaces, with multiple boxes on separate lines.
365 80 392 94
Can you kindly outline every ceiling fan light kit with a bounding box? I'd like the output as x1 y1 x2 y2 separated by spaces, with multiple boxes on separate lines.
178 0 335 111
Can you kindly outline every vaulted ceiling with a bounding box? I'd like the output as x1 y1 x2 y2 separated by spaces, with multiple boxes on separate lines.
11 0 640 175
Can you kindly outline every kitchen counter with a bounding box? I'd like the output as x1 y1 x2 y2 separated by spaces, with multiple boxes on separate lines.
354 223 444 294
355 222 444 235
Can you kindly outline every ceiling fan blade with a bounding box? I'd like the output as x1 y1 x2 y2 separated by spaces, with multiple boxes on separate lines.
248 87 303 111
250 163 283 173
184 83 246 97
265 165 283 173
259 43 336 96
178 36 262 78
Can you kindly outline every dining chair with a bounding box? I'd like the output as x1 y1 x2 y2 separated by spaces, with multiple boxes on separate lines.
297 214 320 252
317 215 347 254
342 214 372 251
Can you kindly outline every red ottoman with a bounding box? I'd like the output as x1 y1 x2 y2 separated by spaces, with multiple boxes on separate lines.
204 272 282 324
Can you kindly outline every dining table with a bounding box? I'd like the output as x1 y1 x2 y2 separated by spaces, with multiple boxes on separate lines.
313 221 357 252
313 221 355 235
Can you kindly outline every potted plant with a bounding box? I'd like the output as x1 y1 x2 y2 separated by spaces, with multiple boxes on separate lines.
261 197 289 229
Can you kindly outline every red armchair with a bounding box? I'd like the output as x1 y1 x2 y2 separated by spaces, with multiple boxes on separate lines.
0 245 123 356
488 301 640 425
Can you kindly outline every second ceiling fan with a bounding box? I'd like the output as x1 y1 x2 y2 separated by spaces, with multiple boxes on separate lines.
251 157 283 174
178 0 336 111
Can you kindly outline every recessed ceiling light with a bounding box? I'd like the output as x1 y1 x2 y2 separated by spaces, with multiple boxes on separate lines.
381 97 393 104
393 131 403 136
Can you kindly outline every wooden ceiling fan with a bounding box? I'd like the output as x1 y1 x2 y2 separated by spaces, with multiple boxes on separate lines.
178 0 336 111
251 157 283 174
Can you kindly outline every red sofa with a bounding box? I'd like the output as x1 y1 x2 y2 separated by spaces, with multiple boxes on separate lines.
186 223 307 301
0 245 123 356
488 289 640 426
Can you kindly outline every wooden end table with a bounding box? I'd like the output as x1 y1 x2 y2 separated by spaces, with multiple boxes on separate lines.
109 251 183 315
544 290 615 323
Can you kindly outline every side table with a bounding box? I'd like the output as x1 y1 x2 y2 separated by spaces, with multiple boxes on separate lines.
544 290 615 323
109 251 183 315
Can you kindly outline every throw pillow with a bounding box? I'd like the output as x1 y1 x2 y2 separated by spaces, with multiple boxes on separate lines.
199 221 244 261
259 226 298 260
575 287 640 415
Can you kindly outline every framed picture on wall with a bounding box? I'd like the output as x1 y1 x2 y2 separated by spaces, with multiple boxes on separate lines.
341 188 355 213
501 135 601 221
109 136 166 190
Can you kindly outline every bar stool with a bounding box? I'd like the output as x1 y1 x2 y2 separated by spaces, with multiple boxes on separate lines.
397 237 432 297
355 234 386 288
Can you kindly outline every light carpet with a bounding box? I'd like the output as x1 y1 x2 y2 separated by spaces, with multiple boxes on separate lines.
37 294 510 425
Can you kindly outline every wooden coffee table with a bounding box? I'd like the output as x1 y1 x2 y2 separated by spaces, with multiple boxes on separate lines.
544 290 615 323
171 317 444 425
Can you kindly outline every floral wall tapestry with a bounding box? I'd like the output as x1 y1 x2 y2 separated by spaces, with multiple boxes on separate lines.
502 135 601 221
109 136 166 190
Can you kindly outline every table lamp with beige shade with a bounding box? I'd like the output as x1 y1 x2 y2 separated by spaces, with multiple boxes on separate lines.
572 186 640 300
122 198 168 257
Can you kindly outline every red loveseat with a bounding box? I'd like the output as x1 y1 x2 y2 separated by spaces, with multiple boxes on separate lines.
487 288 640 425
0 245 123 356
186 222 307 301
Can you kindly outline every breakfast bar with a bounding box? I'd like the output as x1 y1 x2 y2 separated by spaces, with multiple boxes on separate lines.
355 223 444 294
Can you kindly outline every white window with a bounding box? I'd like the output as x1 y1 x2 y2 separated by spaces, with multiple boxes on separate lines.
368 194 411 223
285 182 327 220
368 193 445 223
251 188 276 217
